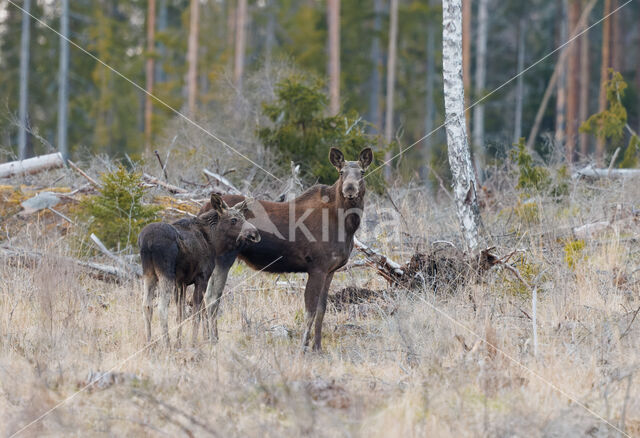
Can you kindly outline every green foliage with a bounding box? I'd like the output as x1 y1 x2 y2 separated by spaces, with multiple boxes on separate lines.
258 76 386 189
79 165 160 250
580 71 640 169
580 70 627 143
511 138 569 199
619 135 639 169
563 239 586 270
511 138 551 193
501 255 542 298
513 200 540 226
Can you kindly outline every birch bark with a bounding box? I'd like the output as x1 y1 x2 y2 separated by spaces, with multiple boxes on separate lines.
443 0 482 251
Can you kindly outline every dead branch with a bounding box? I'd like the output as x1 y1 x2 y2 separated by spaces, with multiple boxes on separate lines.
572 166 640 179
143 173 189 194
202 168 242 195
90 233 142 276
154 150 169 181
67 160 101 188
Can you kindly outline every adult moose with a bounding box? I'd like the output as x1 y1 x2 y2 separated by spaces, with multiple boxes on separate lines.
138 193 260 348
200 147 373 351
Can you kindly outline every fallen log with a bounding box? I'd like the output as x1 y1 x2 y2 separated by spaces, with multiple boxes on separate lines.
0 246 138 283
90 233 142 277
572 166 640 179
0 152 65 179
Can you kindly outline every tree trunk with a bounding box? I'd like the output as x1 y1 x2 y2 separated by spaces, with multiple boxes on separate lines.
384 0 399 181
578 0 590 157
57 0 70 161
513 18 526 144
472 0 488 179
145 0 156 154
565 0 580 164
596 0 612 164
327 0 340 115
0 152 64 179
155 0 168 83
443 0 482 252
234 0 247 90
555 0 568 150
187 0 200 116
368 0 383 133
462 0 471 133
18 0 31 160
525 0 597 151
611 0 622 73
637 4 640 135
424 0 437 179
265 0 275 73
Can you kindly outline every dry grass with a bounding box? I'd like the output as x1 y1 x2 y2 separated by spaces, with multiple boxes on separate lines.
2 176 640 437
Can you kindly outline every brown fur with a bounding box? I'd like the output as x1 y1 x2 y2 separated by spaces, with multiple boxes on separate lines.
199 147 373 351
139 194 259 347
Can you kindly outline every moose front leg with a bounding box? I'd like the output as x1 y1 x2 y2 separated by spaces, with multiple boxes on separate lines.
301 271 326 350
312 272 334 352
204 258 234 343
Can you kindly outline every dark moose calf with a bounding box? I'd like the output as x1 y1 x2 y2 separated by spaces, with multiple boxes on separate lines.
199 147 373 351
138 193 260 347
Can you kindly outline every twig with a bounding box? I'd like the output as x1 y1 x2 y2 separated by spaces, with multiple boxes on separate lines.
90 233 142 276
142 173 188 194
202 168 242 195
427 165 454 201
154 150 169 181
608 147 621 172
619 305 640 340
48 207 75 224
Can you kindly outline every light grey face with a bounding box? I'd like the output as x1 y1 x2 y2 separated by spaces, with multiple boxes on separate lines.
329 147 374 200
339 162 365 199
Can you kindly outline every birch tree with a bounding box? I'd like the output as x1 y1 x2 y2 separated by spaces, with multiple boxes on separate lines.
327 0 340 115
443 0 481 251
578 0 590 156
144 0 156 154
18 0 31 160
513 18 526 143
462 0 471 133
472 0 488 179
57 0 69 160
383 0 398 181
234 0 247 90
186 0 200 116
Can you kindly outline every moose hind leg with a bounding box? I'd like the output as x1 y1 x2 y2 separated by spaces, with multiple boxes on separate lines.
175 284 185 348
192 280 206 345
157 276 173 348
301 271 326 349
142 274 157 342
312 272 334 352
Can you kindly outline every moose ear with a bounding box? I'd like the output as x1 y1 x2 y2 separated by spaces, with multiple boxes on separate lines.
210 193 228 215
329 147 345 170
358 147 373 170
234 199 250 215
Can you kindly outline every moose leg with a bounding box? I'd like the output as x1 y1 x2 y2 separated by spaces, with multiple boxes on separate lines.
142 274 157 342
157 276 173 348
204 259 233 343
312 272 334 352
175 284 185 348
301 271 326 349
192 279 206 345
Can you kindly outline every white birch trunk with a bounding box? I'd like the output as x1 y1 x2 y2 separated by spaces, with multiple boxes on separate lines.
383 0 399 181
472 0 488 180
0 153 64 179
327 0 340 115
18 0 31 160
442 0 481 251
57 0 70 160
513 18 526 143
234 0 247 90
186 0 200 116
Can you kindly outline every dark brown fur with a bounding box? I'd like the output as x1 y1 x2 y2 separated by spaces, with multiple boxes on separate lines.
139 193 259 347
199 147 373 351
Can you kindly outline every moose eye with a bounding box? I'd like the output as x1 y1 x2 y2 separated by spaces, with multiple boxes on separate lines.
231 218 238 225
361 170 365 175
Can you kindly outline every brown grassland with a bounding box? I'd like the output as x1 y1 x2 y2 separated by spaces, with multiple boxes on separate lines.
1 167 640 437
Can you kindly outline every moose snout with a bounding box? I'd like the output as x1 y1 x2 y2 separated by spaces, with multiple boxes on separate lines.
342 184 359 199
240 224 261 243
